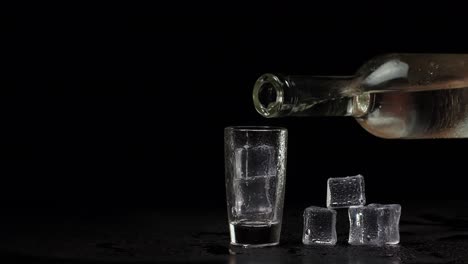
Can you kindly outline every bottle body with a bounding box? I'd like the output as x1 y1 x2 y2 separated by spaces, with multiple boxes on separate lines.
253 54 468 139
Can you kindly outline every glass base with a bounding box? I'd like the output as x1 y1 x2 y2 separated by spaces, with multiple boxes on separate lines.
229 222 281 248
230 241 279 248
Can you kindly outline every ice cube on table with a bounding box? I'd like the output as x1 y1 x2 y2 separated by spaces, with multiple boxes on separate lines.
327 175 366 208
302 206 337 246
235 145 276 178
348 204 401 246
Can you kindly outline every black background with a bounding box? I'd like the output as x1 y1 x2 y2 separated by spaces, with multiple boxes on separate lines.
2 4 468 211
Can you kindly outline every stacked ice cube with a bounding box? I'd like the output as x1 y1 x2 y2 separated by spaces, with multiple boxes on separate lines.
302 175 401 246
327 175 366 208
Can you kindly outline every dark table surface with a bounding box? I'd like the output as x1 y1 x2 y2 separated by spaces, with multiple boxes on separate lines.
0 200 467 263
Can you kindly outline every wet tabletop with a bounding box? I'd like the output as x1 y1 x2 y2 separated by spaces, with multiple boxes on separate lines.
0 201 467 263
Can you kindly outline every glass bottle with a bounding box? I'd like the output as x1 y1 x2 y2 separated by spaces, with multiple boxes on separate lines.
252 53 468 139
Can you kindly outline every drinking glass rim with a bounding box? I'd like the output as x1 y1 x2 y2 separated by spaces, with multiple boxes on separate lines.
225 126 287 132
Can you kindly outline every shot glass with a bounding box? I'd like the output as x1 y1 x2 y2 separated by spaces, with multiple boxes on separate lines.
224 126 287 247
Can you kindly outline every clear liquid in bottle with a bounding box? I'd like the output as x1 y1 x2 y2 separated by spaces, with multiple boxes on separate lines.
353 88 468 138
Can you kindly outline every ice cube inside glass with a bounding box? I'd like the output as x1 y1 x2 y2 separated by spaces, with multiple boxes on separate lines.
348 204 401 246
302 206 337 246
327 175 366 208
225 127 287 248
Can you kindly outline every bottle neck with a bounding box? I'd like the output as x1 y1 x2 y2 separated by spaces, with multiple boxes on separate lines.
253 74 370 118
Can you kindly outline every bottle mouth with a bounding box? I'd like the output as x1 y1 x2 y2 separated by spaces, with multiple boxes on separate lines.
253 74 285 118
